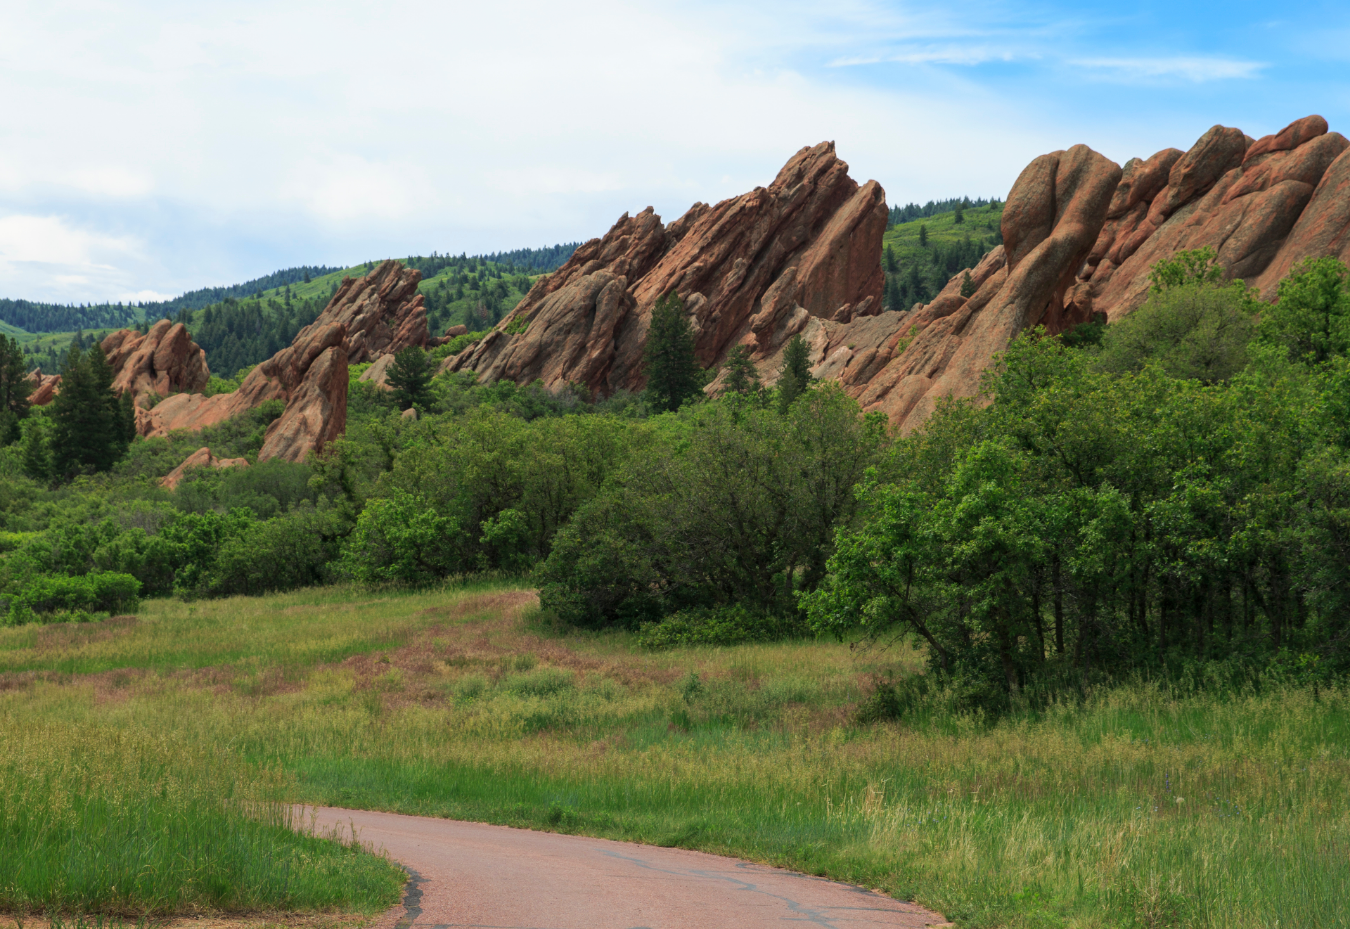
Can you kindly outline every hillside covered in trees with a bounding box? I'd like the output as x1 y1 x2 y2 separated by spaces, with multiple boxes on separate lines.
0 244 578 338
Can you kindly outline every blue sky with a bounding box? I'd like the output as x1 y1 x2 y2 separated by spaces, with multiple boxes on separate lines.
1 0 1347 304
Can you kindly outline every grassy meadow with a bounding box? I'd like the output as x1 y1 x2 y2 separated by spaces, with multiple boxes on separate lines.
2 581 1347 928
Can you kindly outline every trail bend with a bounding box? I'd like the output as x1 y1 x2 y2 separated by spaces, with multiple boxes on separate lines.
305 806 950 929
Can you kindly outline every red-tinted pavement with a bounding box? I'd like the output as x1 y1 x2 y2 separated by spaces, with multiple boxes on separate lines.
307 806 950 929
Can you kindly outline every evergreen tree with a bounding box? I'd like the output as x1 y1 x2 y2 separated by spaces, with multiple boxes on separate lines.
953 202 964 224
886 275 904 312
387 347 434 411
884 245 898 274
919 224 929 247
643 292 705 412
960 271 976 298
0 334 31 445
776 334 813 413
49 344 127 476
20 417 52 484
720 344 761 396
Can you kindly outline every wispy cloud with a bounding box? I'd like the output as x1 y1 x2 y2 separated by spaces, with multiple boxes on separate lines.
831 45 1024 67
1070 56 1267 83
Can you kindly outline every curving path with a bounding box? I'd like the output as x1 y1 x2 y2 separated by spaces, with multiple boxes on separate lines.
306 806 950 929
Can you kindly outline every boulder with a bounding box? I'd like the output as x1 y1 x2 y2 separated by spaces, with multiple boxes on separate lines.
1107 148 1184 218
1150 125 1248 220
160 447 249 491
1255 145 1350 297
359 352 396 389
26 369 60 406
101 320 210 407
448 142 888 395
444 324 469 338
1245 115 1329 164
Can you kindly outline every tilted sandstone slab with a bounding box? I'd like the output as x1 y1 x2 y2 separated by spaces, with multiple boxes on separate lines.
447 142 888 395
101 320 210 408
1076 116 1350 320
26 370 60 406
142 260 428 463
160 446 249 491
825 145 1122 431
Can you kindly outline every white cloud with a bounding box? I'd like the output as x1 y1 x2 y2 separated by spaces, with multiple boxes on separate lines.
0 0 1300 303
0 215 139 265
832 45 1023 67
1070 56 1266 83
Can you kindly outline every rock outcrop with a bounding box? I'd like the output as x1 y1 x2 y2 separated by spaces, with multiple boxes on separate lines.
144 260 429 463
101 320 210 407
1074 115 1350 320
447 141 889 394
26 370 60 406
160 447 249 491
824 145 1122 429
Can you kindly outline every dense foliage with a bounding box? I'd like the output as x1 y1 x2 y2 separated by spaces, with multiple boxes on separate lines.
807 252 1350 710
2 249 1348 712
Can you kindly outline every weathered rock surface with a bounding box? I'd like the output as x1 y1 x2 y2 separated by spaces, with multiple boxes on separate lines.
447 142 889 394
101 320 210 407
825 145 1121 430
26 370 60 406
141 260 427 463
160 447 249 491
1085 116 1350 319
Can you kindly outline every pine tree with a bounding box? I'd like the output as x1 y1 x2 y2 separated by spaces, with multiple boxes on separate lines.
776 334 813 413
20 418 52 484
720 344 761 396
387 347 434 411
954 203 964 224
0 334 31 445
886 275 904 312
919 224 929 247
960 271 976 298
50 344 126 476
643 293 705 412
884 245 898 274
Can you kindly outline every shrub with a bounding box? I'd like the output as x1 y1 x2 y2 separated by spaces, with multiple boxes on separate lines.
195 505 342 598
637 605 812 649
1096 281 1257 383
6 572 140 625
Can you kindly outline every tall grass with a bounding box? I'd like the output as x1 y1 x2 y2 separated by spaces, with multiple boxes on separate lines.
0 719 403 916
2 583 1347 928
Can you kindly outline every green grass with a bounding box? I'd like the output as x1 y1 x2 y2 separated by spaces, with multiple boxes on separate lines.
0 718 403 917
3 582 1348 928
882 203 1004 266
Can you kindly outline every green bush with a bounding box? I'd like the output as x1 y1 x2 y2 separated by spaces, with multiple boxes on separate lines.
6 572 140 624
637 604 812 649
1095 281 1258 383
195 505 342 598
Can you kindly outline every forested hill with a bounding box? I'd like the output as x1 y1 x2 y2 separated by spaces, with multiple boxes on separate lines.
0 243 579 335
888 196 1001 227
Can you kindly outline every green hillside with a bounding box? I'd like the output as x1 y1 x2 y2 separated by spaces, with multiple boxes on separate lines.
881 201 1003 309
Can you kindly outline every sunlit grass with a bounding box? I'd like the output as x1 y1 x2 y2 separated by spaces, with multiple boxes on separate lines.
3 582 1347 928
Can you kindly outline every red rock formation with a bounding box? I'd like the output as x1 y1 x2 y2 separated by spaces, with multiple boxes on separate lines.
828 145 1122 430
26 370 60 406
141 260 427 463
101 320 210 407
160 447 249 491
1088 116 1350 320
448 142 888 395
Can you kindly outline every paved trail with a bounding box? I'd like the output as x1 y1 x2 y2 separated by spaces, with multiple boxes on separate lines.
308 807 949 929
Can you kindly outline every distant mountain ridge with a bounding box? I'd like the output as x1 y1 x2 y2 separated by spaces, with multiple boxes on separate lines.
0 243 581 334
